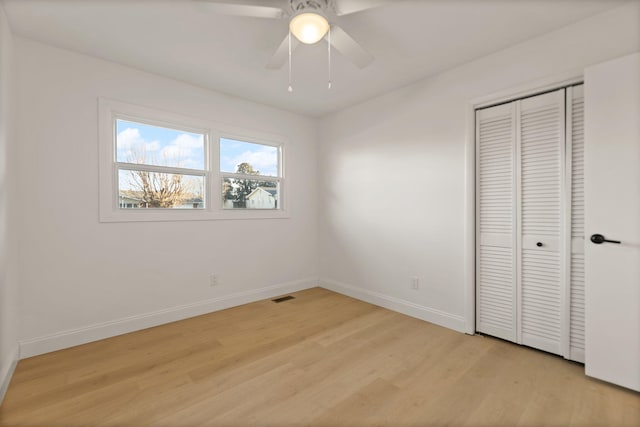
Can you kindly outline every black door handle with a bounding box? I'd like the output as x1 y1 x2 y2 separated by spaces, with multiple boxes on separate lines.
590 234 621 244
536 242 543 247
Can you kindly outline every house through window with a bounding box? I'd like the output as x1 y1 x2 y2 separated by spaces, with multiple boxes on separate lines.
220 138 281 210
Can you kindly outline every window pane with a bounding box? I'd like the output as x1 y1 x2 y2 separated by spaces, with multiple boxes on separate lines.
222 178 278 209
220 138 279 177
116 120 205 170
118 169 205 209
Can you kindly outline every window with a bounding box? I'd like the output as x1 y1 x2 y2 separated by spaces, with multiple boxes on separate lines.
99 98 287 222
220 138 280 210
116 120 207 210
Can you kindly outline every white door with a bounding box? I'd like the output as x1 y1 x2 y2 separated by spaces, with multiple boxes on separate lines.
476 103 517 342
517 89 566 356
566 85 586 363
584 53 640 391
476 89 570 353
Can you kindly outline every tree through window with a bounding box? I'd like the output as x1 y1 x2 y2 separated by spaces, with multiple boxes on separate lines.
115 120 206 209
220 138 281 210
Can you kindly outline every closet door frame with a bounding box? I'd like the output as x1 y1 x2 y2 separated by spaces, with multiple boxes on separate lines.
464 73 583 337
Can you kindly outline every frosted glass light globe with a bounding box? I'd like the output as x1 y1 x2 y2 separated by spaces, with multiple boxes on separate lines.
289 12 329 44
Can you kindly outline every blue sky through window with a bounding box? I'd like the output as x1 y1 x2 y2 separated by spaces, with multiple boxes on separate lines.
220 138 278 177
116 120 205 170
115 120 278 177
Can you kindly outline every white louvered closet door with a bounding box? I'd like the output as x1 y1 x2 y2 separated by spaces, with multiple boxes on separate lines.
567 85 585 362
517 89 566 356
476 86 586 359
476 103 517 342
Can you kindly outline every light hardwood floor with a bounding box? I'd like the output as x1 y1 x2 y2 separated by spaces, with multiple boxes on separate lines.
1 288 638 426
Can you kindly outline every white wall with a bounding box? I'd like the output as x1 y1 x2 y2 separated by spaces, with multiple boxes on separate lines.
7 1 640 362
13 38 319 357
0 2 18 401
318 3 640 332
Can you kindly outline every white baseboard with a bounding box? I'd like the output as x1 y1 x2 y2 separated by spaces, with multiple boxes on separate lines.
319 278 466 333
0 345 19 404
19 278 318 359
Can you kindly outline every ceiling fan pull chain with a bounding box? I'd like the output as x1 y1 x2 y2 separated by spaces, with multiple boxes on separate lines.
327 25 332 90
288 31 293 93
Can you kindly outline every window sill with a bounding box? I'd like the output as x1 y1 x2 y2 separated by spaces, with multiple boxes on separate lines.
99 208 290 223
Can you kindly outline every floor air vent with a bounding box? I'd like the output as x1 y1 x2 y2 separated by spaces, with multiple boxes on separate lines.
272 295 295 303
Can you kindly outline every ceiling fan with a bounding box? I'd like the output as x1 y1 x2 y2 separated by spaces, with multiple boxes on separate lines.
197 0 392 69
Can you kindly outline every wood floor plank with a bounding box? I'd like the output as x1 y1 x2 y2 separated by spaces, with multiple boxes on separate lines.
0 288 638 427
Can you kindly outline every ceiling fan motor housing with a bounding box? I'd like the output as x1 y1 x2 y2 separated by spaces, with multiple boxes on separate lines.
289 0 331 15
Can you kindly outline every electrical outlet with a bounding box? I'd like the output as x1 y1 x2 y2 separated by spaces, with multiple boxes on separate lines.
410 276 419 290
209 274 219 287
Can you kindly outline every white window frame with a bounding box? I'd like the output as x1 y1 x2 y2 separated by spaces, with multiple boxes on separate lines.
99 98 288 222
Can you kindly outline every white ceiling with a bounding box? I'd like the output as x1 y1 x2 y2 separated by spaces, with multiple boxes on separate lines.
2 0 628 117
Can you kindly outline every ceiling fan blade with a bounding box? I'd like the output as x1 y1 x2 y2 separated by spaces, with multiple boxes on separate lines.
266 34 300 69
328 25 373 68
195 0 287 19
333 0 394 16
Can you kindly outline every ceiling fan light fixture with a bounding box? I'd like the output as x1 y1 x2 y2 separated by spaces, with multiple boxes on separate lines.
289 12 329 44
